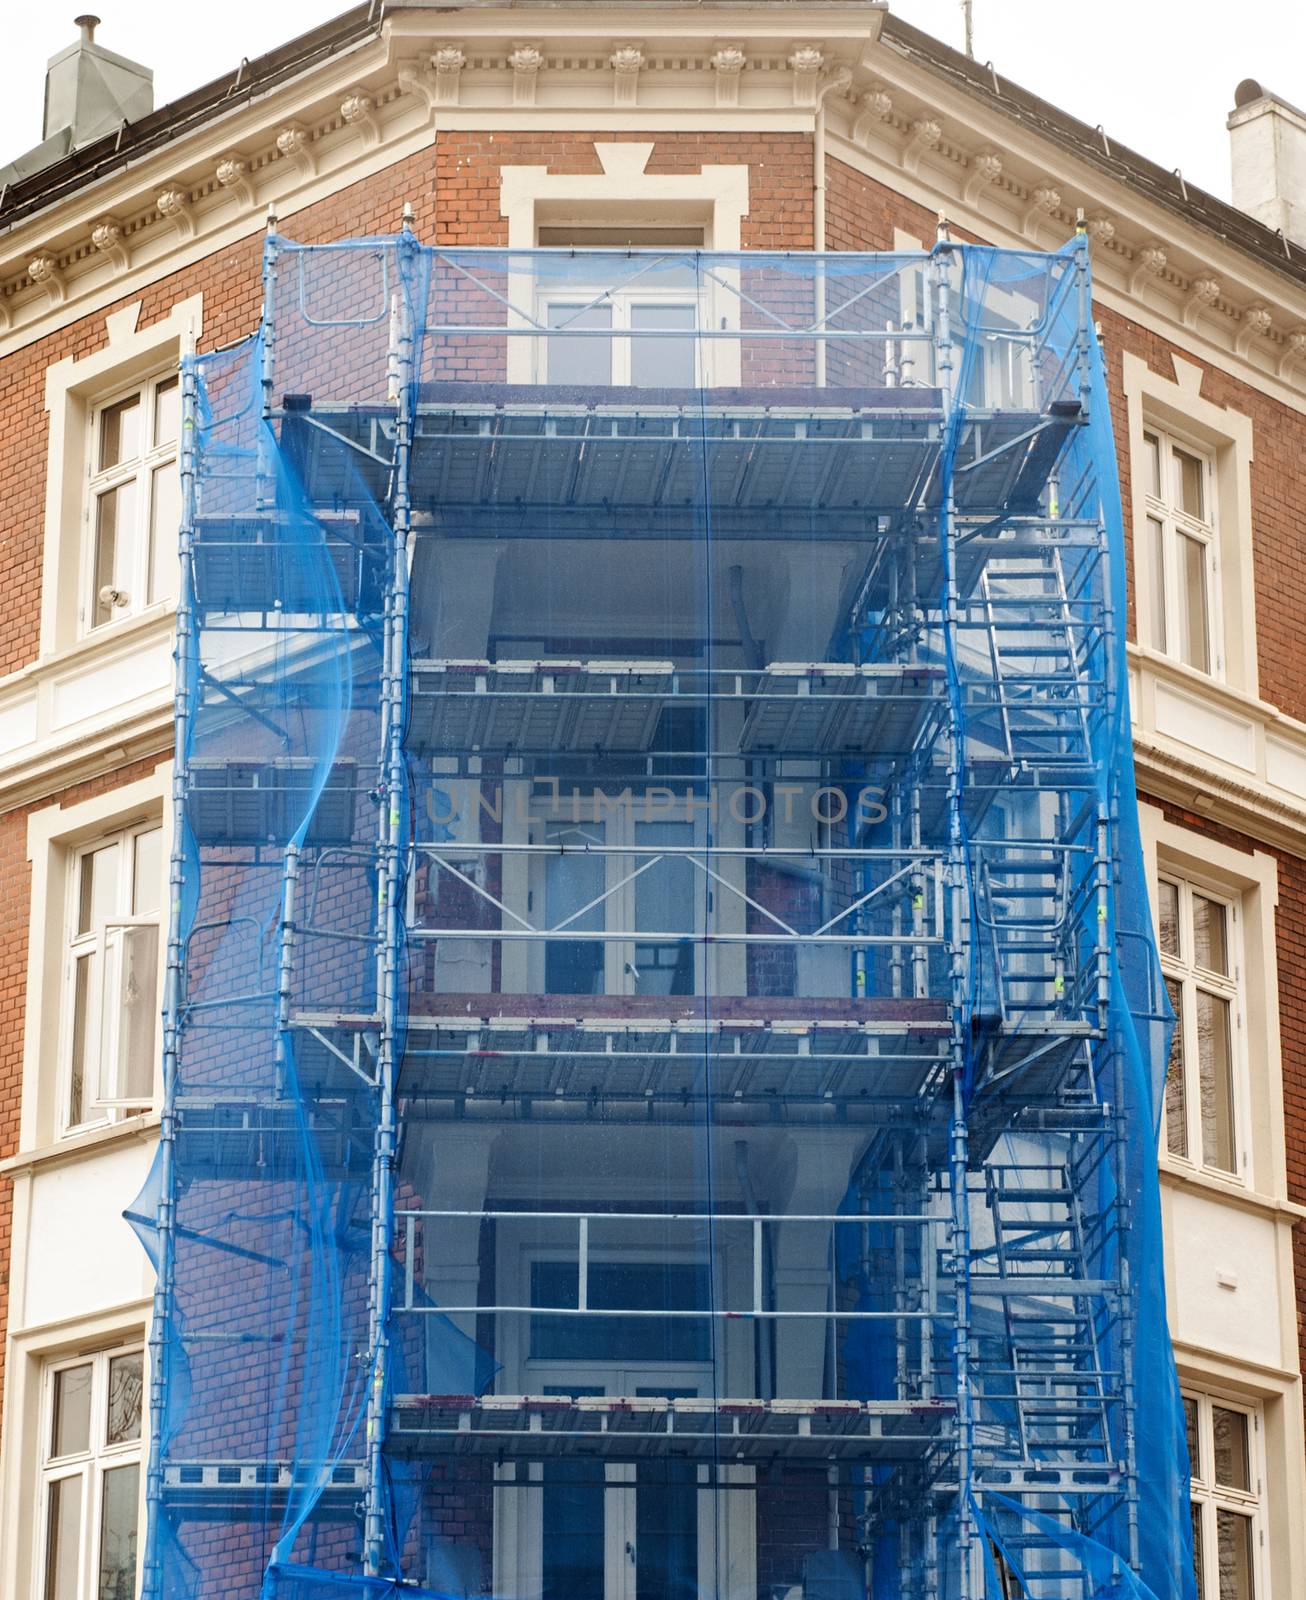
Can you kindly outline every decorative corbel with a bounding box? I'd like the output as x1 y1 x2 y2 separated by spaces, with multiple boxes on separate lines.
27 252 65 307
1182 275 1221 329
432 47 465 107
788 45 825 108
710 45 746 109
1235 303 1273 357
90 218 130 273
901 117 942 177
1021 182 1061 238
1084 215 1116 253
215 154 255 209
157 184 195 241
963 150 1003 207
275 124 317 180
341 90 380 147
1277 328 1306 379
398 58 437 118
851 86 893 147
610 44 645 107
1128 240 1168 296
0 293 11 334
508 44 544 107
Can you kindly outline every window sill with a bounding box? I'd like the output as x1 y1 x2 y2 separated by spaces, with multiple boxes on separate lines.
43 600 176 674
0 1109 160 1177
1159 1158 1306 1224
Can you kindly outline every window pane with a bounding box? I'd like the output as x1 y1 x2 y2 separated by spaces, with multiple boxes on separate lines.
1157 879 1180 957
1178 531 1210 672
69 951 93 1126
44 1476 82 1600
153 375 179 447
93 480 138 627
51 1363 93 1456
79 842 120 935
631 303 697 389
1143 432 1161 498
1165 977 1188 1159
1184 1395 1201 1474
106 1352 144 1446
98 1463 139 1600
1212 1406 1251 1491
132 828 162 916
98 394 141 471
1215 1509 1255 1600
1191 1502 1206 1600
634 820 696 994
546 303 613 386
1147 514 1167 651
1193 894 1229 976
1197 989 1236 1172
1176 445 1206 521
148 462 181 605
113 924 158 1103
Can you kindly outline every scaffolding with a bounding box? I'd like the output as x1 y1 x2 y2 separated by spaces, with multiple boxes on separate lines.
132 224 1195 1600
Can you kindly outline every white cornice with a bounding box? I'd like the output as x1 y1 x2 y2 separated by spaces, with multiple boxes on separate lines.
0 4 1302 402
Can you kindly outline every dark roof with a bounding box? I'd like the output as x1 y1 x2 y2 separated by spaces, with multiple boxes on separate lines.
1 0 1303 299
880 13 1306 291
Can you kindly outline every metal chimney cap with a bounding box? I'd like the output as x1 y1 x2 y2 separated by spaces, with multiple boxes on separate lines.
74 14 101 44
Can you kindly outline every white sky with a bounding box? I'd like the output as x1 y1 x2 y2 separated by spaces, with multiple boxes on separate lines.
1 1 1303 202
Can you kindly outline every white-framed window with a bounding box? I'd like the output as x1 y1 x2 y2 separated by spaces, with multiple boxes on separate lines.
1140 425 1220 676
1184 1389 1264 1600
83 373 180 634
1157 872 1244 1178
61 820 163 1133
39 1342 144 1600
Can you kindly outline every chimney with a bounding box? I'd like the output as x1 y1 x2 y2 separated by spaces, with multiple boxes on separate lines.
1 16 153 187
1228 79 1306 245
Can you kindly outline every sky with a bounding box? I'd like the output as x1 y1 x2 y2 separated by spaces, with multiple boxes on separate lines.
1 1 1304 203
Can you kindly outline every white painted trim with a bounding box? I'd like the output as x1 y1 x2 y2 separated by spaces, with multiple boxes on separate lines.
21 767 171 1156
1121 350 1258 697
499 143 749 251
41 295 201 659
0 1299 151 1600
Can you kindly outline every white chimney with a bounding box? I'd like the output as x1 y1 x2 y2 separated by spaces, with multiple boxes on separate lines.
1229 79 1306 245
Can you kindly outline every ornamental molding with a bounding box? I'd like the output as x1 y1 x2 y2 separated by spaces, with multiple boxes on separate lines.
508 44 544 107
90 218 129 272
610 43 645 107
710 45 747 109
962 149 1002 206
275 123 317 180
340 89 381 141
0 20 1303 397
214 154 254 208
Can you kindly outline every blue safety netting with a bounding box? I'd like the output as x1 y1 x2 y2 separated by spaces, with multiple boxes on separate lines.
130 232 1194 1600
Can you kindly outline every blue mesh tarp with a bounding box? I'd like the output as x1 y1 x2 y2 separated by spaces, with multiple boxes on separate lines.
131 231 1194 1600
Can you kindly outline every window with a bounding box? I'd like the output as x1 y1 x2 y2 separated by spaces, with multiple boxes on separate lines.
62 821 163 1132
1185 1390 1263 1600
84 374 180 633
40 1344 144 1600
1141 426 1219 674
1157 874 1243 1176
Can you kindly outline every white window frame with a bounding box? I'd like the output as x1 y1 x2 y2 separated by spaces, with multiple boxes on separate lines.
1184 1387 1266 1600
1139 423 1222 678
1157 869 1248 1182
59 818 164 1136
37 1342 145 1600
81 370 181 637
537 284 704 388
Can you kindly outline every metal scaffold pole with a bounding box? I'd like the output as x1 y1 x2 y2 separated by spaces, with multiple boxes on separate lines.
142 321 199 1600
932 218 976 1600
362 207 418 1578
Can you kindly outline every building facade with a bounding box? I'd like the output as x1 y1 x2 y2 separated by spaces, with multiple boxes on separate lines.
0 3 1305 1597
